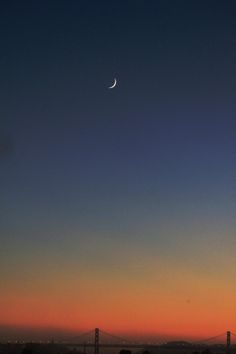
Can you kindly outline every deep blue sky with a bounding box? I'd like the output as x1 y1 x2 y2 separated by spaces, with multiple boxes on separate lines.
0 0 236 335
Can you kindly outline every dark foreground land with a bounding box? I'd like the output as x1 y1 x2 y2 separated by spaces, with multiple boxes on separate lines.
0 343 235 354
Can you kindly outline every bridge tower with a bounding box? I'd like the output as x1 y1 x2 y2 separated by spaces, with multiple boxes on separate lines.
226 331 231 354
95 328 100 354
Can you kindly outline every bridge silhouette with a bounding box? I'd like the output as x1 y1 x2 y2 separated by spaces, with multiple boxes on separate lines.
60 328 236 354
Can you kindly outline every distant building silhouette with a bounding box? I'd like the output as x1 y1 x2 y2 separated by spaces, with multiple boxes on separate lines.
201 349 212 354
143 350 150 354
21 348 33 354
119 349 132 354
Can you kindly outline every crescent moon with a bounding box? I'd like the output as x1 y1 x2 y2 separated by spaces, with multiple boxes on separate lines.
109 78 117 89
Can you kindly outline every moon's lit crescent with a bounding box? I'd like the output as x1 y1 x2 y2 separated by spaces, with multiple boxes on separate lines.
109 78 117 89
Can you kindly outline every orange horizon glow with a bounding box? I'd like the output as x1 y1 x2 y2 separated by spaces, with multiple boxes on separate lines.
0 319 233 342
1 254 236 341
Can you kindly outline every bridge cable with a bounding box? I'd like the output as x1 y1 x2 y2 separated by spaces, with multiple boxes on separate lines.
100 330 132 344
63 329 95 342
191 333 226 344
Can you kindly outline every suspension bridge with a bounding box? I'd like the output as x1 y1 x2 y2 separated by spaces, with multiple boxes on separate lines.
60 328 236 353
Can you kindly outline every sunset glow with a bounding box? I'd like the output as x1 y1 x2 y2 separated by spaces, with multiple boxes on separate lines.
1 1 236 342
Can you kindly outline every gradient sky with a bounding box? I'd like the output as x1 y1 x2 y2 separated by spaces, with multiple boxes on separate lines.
1 0 236 340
